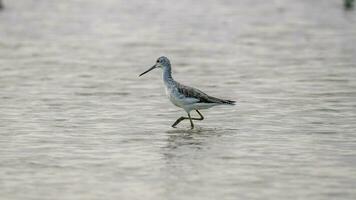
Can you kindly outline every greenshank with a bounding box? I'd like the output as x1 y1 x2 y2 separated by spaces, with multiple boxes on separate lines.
139 56 235 129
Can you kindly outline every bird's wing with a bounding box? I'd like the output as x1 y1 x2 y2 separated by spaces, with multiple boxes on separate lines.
176 82 227 104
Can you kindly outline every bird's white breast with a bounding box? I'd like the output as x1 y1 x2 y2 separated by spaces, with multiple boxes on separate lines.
165 84 182 107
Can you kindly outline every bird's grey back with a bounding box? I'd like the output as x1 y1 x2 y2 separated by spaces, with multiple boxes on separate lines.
175 81 235 105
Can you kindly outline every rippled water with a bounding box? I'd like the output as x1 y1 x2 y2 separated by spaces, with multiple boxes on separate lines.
1 0 356 199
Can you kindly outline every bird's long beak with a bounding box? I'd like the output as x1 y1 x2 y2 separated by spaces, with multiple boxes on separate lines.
139 65 156 77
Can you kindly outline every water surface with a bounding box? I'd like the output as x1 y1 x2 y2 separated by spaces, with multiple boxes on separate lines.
0 0 356 199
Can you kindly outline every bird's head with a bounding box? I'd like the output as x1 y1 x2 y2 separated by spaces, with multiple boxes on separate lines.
139 56 171 77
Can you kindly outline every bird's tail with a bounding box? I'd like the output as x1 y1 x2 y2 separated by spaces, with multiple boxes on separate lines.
221 99 236 105
207 95 236 105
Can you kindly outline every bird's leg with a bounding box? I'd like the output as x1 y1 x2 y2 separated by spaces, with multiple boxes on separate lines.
188 112 194 129
172 117 187 128
171 110 204 128
195 110 204 120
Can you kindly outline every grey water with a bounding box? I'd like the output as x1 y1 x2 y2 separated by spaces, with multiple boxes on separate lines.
0 0 356 199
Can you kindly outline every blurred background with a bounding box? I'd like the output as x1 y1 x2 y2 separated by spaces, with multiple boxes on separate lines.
0 0 355 200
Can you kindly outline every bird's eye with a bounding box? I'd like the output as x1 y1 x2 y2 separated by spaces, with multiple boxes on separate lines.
157 59 160 63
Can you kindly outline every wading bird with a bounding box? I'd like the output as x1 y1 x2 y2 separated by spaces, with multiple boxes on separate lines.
139 56 235 129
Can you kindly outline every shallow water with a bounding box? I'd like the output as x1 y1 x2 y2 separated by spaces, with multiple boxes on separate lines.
0 0 356 199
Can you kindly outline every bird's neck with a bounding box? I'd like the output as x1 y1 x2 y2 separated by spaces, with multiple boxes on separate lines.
163 65 174 85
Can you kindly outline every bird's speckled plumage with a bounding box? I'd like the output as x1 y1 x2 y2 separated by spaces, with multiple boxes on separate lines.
176 82 235 105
